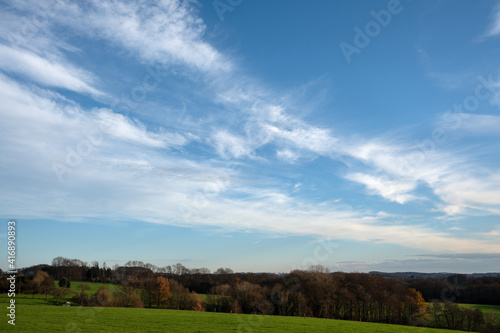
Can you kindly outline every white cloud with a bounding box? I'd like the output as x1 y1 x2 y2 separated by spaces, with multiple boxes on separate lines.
432 171 500 215
485 5 500 37
346 173 418 204
185 196 500 253
6 0 232 73
333 255 500 273
277 149 299 163
476 226 500 238
0 73 190 181
3 73 498 255
210 86 500 217
440 113 500 135
95 110 188 148
263 123 336 156
0 44 102 96
212 131 253 159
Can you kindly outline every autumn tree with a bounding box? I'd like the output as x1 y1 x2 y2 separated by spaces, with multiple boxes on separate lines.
191 292 204 312
114 285 143 308
167 279 202 311
92 286 114 307
26 276 40 299
270 284 295 316
404 288 428 325
206 284 234 313
33 271 54 300
154 276 171 308
233 281 272 315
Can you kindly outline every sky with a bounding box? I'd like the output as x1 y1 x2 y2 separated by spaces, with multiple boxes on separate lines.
1 0 500 274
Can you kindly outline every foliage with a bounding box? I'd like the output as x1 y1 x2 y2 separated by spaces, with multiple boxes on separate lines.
58 277 70 288
114 285 143 308
428 301 490 332
52 287 72 305
34 271 55 300
154 276 171 308
92 286 114 307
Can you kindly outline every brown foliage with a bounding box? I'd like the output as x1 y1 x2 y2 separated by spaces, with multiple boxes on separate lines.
33 271 54 300
92 286 113 307
191 292 204 312
167 279 198 310
114 285 143 308
154 276 171 308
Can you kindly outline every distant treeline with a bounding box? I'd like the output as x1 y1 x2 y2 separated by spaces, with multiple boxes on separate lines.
404 274 500 305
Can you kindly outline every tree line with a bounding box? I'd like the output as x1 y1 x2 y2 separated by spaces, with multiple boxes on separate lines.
408 274 500 305
2 257 500 332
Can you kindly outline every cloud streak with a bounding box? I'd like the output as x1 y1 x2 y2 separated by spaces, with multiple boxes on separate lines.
7 0 232 73
0 44 102 97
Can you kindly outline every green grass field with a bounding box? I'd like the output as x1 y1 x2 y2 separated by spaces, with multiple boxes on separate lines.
458 303 500 315
0 281 120 306
0 303 462 333
54 280 120 295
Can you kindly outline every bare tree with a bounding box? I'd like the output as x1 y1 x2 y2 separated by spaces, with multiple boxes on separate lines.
53 287 72 305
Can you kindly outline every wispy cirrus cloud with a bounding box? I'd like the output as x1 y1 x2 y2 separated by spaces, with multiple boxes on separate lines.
340 134 500 215
0 44 102 97
417 253 500 260
485 4 500 37
439 113 500 136
345 173 418 204
3 71 499 255
6 0 232 73
333 254 500 273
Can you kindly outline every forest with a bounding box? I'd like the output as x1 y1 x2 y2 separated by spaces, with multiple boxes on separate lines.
1 257 500 332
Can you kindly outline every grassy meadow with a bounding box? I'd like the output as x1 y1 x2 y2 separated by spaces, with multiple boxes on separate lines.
54 280 121 295
1 303 462 333
458 303 500 316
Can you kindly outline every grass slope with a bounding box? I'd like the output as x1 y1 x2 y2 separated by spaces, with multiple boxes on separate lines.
1 304 463 333
54 281 120 295
459 303 500 316
0 281 120 306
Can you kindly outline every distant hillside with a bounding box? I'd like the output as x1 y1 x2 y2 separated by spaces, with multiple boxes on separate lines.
369 271 500 279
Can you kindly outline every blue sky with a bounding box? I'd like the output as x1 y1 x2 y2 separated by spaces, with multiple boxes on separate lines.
1 0 500 273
